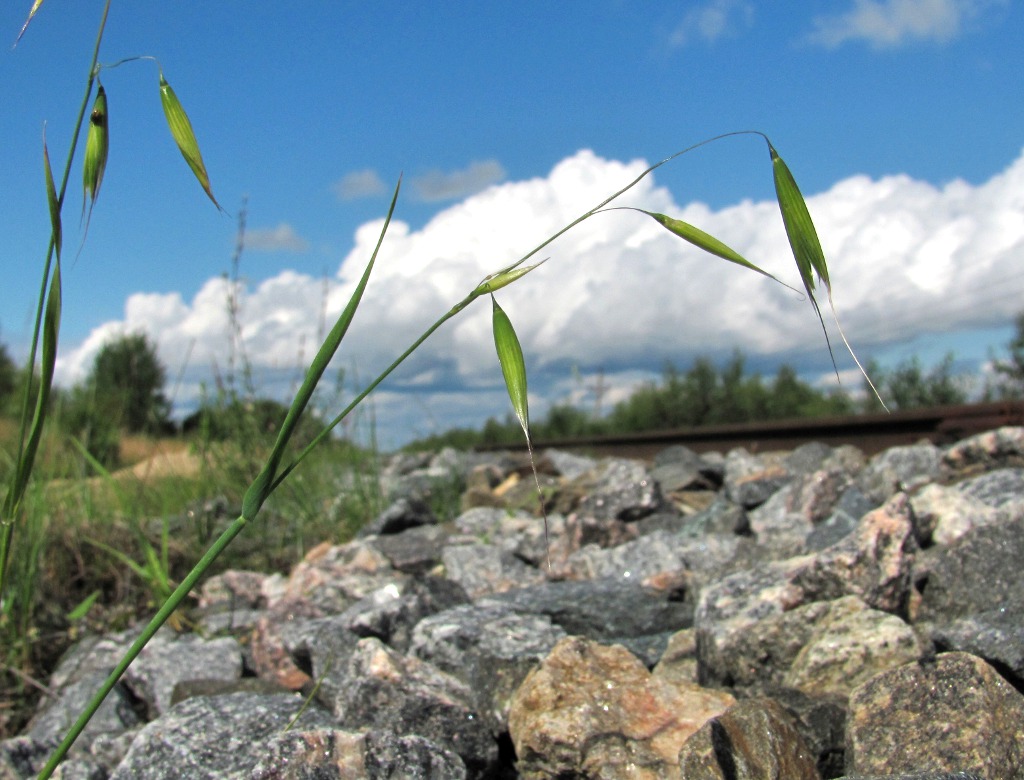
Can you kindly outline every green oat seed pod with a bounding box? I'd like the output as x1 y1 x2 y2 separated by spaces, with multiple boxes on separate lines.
639 209 794 287
82 84 109 212
492 295 530 438
769 141 830 297
159 72 221 210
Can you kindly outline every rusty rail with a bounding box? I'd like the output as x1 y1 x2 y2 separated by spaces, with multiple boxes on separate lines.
478 401 1024 460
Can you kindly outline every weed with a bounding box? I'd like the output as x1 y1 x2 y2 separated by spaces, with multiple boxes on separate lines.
4 5 878 776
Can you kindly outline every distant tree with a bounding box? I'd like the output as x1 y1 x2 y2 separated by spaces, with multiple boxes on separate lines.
183 396 320 448
60 382 121 467
540 403 597 439
0 339 16 411
89 332 170 433
766 364 817 419
865 353 966 411
990 311 1024 399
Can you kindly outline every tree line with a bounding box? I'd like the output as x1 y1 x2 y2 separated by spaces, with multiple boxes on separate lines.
5 312 1024 463
410 314 1024 451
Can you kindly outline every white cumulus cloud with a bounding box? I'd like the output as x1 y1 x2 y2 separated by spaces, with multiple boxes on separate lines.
670 0 755 47
244 223 309 253
55 146 1024 447
333 168 388 201
808 0 1008 49
410 160 507 202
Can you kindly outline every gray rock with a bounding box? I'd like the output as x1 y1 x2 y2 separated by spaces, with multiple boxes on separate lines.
785 441 836 475
806 511 859 552
328 638 497 778
677 697 820 780
651 444 721 491
509 636 734 780
16 429 1024 779
0 736 55 780
943 425 1024 475
332 576 470 653
783 595 926 699
931 604 1024 686
563 529 686 582
908 483 1002 547
250 728 468 780
358 496 437 537
574 458 664 521
857 442 943 503
837 773 986 780
679 495 750 537
957 467 1024 510
542 448 598 481
26 668 142 748
109 692 334 779
916 514 1024 623
410 602 566 731
747 503 813 559
765 687 847 780
697 494 917 688
273 539 402 617
724 449 793 509
806 484 880 553
481 578 692 643
845 652 1024 779
441 542 546 599
122 633 242 718
368 523 450 573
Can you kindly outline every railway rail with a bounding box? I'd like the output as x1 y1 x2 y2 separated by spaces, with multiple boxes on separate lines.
479 400 1024 460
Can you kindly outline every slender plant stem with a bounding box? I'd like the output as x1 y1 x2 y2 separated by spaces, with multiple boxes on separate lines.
36 515 248 780
0 0 111 608
272 133 764 488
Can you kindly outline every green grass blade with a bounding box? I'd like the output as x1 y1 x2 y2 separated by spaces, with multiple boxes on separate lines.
491 296 530 438
44 134 62 260
159 72 221 211
244 177 401 519
8 265 60 512
84 538 150 581
67 590 101 622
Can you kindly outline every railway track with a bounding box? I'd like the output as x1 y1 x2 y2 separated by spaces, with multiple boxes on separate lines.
480 400 1024 460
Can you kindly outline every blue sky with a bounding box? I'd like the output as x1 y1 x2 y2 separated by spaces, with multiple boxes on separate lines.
3 1 1023 448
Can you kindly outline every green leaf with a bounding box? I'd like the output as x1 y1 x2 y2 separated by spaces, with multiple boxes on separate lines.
491 296 529 438
248 177 402 514
159 72 221 210
43 133 61 261
67 590 101 621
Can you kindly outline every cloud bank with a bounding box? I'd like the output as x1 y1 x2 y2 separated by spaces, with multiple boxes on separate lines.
56 145 1024 447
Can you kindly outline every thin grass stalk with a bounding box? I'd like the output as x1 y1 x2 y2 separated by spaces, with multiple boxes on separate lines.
36 513 248 779
269 137 755 490
41 178 402 778
0 0 111 597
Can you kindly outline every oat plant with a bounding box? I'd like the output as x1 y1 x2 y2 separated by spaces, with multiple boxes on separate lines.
8 5 880 777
